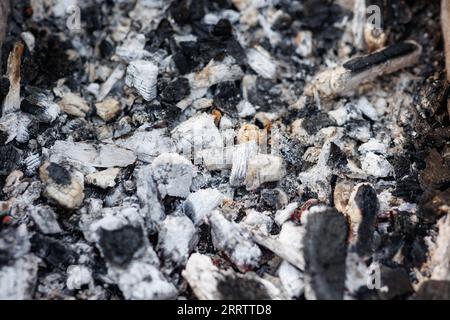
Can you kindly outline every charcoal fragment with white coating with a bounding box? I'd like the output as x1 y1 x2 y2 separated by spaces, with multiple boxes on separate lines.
125 60 158 101
151 153 194 198
183 188 224 226
157 215 198 269
209 210 261 271
303 206 348 300
305 41 422 98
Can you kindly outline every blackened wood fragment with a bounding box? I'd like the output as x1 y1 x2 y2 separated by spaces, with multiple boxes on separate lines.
343 42 418 74
304 207 348 300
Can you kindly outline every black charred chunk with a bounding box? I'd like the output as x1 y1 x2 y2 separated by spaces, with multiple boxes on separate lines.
172 41 201 75
212 19 233 39
343 42 418 74
99 38 115 59
393 176 423 203
0 76 9 97
47 163 71 186
20 98 45 116
217 275 271 300
98 225 145 267
213 81 241 112
304 207 348 300
0 145 21 175
31 234 79 270
378 266 414 300
160 77 190 103
354 184 379 256
327 142 347 171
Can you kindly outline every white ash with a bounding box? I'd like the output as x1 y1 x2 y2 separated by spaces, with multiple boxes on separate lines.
241 209 273 235
50 140 136 168
278 261 305 299
28 205 62 235
0 112 32 144
157 215 198 269
209 210 261 270
115 33 148 62
246 221 305 271
151 153 194 199
66 265 93 290
187 56 243 92
125 60 158 101
361 152 394 178
230 141 258 187
94 64 126 101
183 253 284 300
171 113 224 159
134 165 165 233
0 254 40 300
114 127 176 163
246 46 277 79
358 138 388 155
116 259 177 300
85 168 120 189
274 202 299 226
244 154 286 190
236 100 256 118
183 188 224 226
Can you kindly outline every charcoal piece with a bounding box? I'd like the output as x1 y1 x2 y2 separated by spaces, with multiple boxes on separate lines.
99 38 114 59
160 77 190 103
353 184 379 256
172 41 201 74
213 81 241 112
0 76 9 96
217 275 271 300
47 162 71 186
0 145 20 175
343 42 418 74
212 19 233 39
30 234 78 270
98 225 145 267
378 266 413 300
303 207 348 300
327 142 347 171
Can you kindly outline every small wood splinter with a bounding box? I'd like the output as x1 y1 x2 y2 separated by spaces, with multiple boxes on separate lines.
305 40 423 98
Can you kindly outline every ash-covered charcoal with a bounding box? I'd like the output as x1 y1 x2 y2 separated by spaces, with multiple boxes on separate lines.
183 253 284 300
346 183 379 257
151 153 194 198
157 214 198 269
0 0 448 301
209 210 262 271
303 206 348 300
125 60 158 101
183 188 224 226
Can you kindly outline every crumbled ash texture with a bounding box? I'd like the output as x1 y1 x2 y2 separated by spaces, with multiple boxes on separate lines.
0 0 449 300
